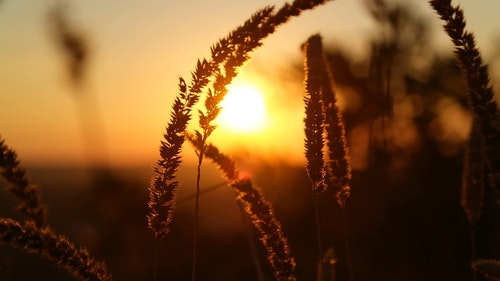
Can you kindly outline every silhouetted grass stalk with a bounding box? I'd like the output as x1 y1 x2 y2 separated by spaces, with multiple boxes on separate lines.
0 218 112 281
237 199 266 281
0 136 112 281
48 2 88 87
191 2 333 274
302 31 354 200
303 34 353 281
0 136 46 228
231 179 297 281
313 196 324 281
303 35 328 194
462 120 486 280
188 138 297 280
430 0 500 193
430 0 500 278
302 34 328 279
3 0 499 279
148 1 332 279
148 0 333 242
430 0 500 280
191 146 204 281
49 2 113 184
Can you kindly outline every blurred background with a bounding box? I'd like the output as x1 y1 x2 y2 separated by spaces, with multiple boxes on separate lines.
1 0 500 280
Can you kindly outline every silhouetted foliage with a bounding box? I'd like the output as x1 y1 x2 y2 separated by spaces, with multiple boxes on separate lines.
1 1 499 281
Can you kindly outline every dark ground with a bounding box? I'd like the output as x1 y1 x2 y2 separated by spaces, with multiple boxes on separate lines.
1 150 498 281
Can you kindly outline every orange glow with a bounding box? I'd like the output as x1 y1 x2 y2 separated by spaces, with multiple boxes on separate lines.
217 84 267 133
208 71 307 166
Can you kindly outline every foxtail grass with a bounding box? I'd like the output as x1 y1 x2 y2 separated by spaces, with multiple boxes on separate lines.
148 0 332 280
148 0 333 242
302 34 351 206
430 1 500 278
148 1 333 280
49 2 112 179
7 0 499 279
302 34 328 279
148 77 195 240
231 179 297 281
0 218 111 281
0 136 111 280
430 0 500 195
188 136 297 281
302 34 352 281
48 2 88 88
0 136 46 228
303 36 328 195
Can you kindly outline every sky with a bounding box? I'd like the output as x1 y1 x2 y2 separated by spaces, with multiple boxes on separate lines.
1 0 500 168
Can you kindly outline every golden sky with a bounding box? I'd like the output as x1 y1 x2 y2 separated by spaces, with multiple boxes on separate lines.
1 0 499 168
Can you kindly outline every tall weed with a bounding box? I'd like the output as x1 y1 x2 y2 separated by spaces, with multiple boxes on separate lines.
1 0 499 280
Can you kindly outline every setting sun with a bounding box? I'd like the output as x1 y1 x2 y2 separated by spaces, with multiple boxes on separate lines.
217 85 267 133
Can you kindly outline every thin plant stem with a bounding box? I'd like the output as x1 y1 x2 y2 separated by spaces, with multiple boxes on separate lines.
382 52 394 151
384 53 393 119
303 34 353 281
149 0 332 241
469 223 477 281
177 182 227 204
192 149 204 281
187 137 297 280
314 195 324 281
153 239 159 281
341 207 353 281
461 120 486 273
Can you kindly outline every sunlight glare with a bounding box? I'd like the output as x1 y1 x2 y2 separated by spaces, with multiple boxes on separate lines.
218 85 267 133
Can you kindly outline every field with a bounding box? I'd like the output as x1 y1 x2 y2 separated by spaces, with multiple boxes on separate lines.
1 0 499 280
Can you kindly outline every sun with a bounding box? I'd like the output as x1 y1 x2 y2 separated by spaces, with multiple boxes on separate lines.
217 85 267 133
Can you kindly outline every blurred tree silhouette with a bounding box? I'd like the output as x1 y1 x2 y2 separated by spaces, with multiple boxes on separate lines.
286 1 500 280
329 1 470 169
